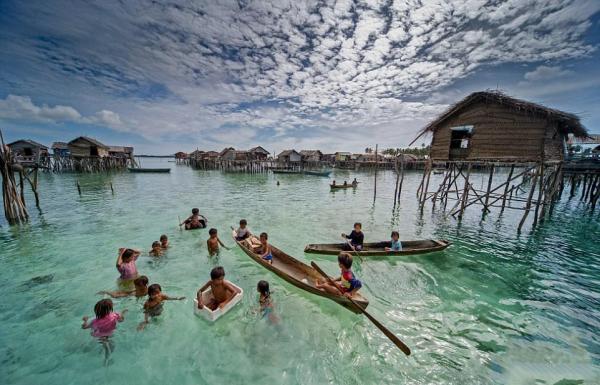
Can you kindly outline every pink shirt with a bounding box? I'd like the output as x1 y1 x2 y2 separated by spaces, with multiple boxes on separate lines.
90 312 121 337
118 254 139 280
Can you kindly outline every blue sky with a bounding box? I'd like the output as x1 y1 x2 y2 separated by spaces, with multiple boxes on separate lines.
1 0 599 155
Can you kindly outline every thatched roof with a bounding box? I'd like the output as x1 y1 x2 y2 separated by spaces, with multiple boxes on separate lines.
248 146 269 154
52 141 69 150
8 139 48 149
419 91 588 139
68 136 109 149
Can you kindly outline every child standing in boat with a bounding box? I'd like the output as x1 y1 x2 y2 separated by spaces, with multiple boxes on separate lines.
207 228 229 256
342 222 364 251
116 248 140 282
197 266 241 310
138 284 185 330
98 275 149 298
81 299 127 364
315 252 362 298
253 232 273 264
385 231 402 252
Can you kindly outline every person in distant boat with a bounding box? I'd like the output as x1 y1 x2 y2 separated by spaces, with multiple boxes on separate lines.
276 181 280 186
98 275 149 298
160 234 169 249
116 248 141 281
253 232 273 264
257 280 278 324
343 181 348 187
332 180 336 186
207 228 229 256
342 222 364 251
181 208 206 230
315 252 362 298
233 219 252 241
352 178 358 186
385 231 402 252
149 241 163 257
196 266 241 310
138 284 185 331
81 298 127 365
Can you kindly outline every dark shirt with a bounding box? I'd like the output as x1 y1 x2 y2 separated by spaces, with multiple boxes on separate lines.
346 230 364 246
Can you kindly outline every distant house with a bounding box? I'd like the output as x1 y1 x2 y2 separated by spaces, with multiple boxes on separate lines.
277 149 302 163
568 134 600 156
108 146 134 159
300 150 322 162
189 150 204 159
175 151 188 159
397 153 418 163
248 146 270 160
220 148 237 161
7 139 48 160
219 147 235 159
68 136 109 157
234 150 249 161
52 142 70 157
322 153 336 163
356 153 378 162
203 151 219 160
335 152 352 161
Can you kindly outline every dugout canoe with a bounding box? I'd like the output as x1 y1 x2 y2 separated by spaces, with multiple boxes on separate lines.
304 239 451 256
303 170 332 177
272 169 302 174
330 183 358 190
232 231 369 313
128 168 171 173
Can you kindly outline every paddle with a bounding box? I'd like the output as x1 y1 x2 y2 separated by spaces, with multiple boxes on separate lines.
178 215 183 231
341 235 364 262
311 261 411 356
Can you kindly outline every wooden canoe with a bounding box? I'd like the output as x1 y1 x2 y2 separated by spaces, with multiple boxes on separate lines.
304 239 451 256
128 168 170 173
330 183 358 190
272 169 302 174
232 231 369 313
303 170 331 177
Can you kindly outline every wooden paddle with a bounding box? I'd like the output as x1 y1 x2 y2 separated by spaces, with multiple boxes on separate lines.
178 215 183 231
311 261 411 356
341 235 364 262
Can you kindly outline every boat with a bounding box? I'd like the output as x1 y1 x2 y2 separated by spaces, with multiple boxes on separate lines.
432 168 445 175
304 239 451 256
193 281 244 322
330 183 358 190
232 230 369 313
128 168 171 173
303 170 331 177
272 169 302 174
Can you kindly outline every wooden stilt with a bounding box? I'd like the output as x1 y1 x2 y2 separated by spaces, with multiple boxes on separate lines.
77 180 82 195
500 164 515 214
518 165 539 232
373 144 378 204
532 163 545 228
482 164 495 214
420 161 432 210
458 163 472 219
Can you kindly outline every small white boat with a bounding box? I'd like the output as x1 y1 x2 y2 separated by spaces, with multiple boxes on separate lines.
193 281 244 322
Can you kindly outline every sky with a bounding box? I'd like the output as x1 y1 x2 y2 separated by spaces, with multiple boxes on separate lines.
0 0 599 155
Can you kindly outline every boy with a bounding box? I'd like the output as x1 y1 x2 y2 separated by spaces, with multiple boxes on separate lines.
197 266 241 310
160 234 169 249
149 241 162 257
207 228 229 256
233 219 252 241
181 208 206 230
342 222 364 251
315 252 362 298
385 231 402 252
98 275 149 298
253 232 272 264
138 283 185 330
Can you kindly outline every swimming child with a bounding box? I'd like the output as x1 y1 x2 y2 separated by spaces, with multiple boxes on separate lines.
385 231 402 252
116 248 140 281
342 222 364 251
257 280 278 324
160 234 169 249
181 208 207 230
315 252 362 298
207 228 229 256
233 219 252 241
196 266 241 310
81 298 127 364
149 241 163 257
138 284 185 331
253 232 272 264
98 275 149 298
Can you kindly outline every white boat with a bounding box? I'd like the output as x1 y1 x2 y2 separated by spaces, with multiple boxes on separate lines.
193 281 244 322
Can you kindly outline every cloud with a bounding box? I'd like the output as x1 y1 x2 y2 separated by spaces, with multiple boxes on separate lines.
524 65 574 81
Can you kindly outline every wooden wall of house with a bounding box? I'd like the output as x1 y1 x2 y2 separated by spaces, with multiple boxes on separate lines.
429 101 565 161
69 144 109 157
9 142 47 157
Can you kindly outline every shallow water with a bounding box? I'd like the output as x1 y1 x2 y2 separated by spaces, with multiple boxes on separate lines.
1 159 599 384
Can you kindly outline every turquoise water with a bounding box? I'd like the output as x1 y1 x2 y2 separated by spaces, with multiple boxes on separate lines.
1 159 599 384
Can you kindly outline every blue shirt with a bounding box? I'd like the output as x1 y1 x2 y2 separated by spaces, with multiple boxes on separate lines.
390 239 402 251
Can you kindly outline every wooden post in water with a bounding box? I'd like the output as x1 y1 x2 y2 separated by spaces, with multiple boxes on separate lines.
532 162 545 228
419 160 432 211
397 156 405 202
110 182 114 195
482 164 495 214
373 144 378 204
500 164 515 214
393 158 400 208
518 164 539 232
457 163 472 219
77 180 82 195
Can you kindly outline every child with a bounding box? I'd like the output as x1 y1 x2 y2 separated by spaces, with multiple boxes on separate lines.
233 219 252 241
138 284 185 330
385 231 402 252
160 234 169 249
81 299 127 364
342 222 364 251
253 232 272 264
352 178 358 186
257 280 278 324
181 208 207 230
116 248 141 281
149 241 163 257
98 275 149 298
207 228 229 256
196 266 241 310
315 252 362 298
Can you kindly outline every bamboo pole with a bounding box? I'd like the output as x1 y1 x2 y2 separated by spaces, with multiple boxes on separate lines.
373 144 378 204
532 163 545 228
518 164 539 232
482 164 495 213
457 163 472 219
420 160 432 211
500 164 515 214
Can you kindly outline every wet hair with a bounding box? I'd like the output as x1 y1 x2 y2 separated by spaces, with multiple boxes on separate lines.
240 219 247 226
391 231 399 238
122 249 135 262
148 283 162 297
152 241 161 248
192 208 199 214
353 222 362 229
160 234 168 242
134 275 149 287
338 252 353 269
211 266 225 280
209 228 217 236
257 280 270 296
94 299 113 319
260 232 268 240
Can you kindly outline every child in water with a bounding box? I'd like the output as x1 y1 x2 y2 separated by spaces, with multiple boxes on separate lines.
81 299 127 364
342 222 364 251
181 208 206 230
315 252 362 298
160 234 169 249
207 228 229 256
116 248 140 281
253 232 272 264
196 266 241 310
149 241 163 257
98 275 149 298
138 283 185 331
385 231 402 252
257 280 278 324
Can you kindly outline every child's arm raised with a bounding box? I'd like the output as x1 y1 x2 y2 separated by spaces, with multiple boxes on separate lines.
97 290 134 298
116 248 125 268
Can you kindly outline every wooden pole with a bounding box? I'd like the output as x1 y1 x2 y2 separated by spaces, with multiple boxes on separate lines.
482 164 495 214
500 164 515 214
110 182 114 195
420 161 432 210
518 164 539 232
458 163 472 219
532 163 545 228
373 144 378 204
77 180 82 195
397 157 405 202
393 158 400 208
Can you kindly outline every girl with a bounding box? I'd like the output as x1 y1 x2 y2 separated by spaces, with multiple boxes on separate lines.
385 231 402 252
138 283 185 330
257 280 278 324
116 248 140 281
149 241 163 257
82 299 127 365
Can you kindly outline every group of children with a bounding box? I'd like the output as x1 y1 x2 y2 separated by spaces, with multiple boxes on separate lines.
342 222 402 252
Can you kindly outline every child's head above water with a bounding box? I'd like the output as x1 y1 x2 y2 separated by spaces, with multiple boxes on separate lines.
260 232 268 241
152 241 161 249
209 228 217 237
338 252 353 269
160 234 168 243
354 222 362 231
94 298 113 319
210 266 225 281
134 275 149 289
391 231 399 240
239 219 247 228
192 208 199 215
122 248 135 262
148 283 162 297
257 280 270 296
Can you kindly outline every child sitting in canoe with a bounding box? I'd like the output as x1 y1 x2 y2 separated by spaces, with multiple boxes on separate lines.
181 208 206 230
160 234 169 249
342 222 364 251
98 275 149 298
207 228 229 256
352 178 358 186
138 284 185 330
233 219 252 241
257 280 278 324
315 252 362 298
116 248 141 281
253 232 273 264
81 299 127 364
196 266 241 310
385 231 402 252
149 241 163 257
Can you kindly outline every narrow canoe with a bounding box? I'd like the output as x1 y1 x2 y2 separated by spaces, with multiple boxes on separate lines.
304 239 451 256
330 183 358 190
128 168 171 173
303 170 332 177
232 231 369 313
272 169 302 174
